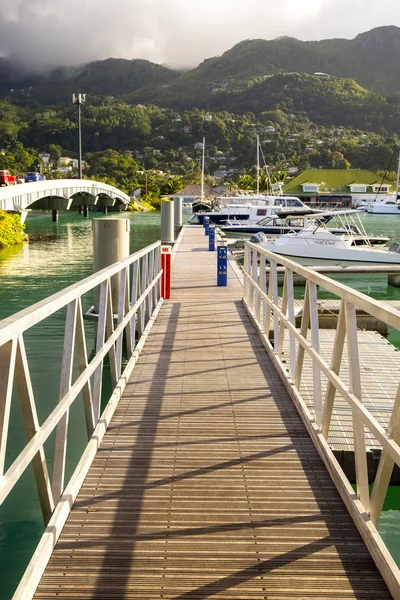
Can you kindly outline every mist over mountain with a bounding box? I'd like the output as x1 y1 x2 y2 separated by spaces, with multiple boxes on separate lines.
0 58 180 102
1 26 400 107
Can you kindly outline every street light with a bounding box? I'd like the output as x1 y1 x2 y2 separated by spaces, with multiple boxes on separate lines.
72 93 86 179
138 170 148 197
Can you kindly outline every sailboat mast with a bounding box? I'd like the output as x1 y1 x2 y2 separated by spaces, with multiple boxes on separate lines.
201 137 205 199
256 135 260 196
396 148 400 201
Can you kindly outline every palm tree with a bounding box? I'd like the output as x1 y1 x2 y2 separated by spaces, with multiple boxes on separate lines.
159 176 183 196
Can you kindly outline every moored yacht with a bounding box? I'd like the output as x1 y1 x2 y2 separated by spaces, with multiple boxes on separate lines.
254 210 400 265
188 195 314 225
367 196 400 214
221 211 389 246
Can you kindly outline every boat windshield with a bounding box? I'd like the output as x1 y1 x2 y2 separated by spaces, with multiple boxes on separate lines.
273 197 304 207
257 215 306 228
298 211 369 242
257 216 281 226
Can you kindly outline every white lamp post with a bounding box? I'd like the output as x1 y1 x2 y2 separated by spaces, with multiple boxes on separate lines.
72 94 86 179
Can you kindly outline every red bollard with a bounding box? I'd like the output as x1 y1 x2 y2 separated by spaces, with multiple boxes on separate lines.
161 245 172 299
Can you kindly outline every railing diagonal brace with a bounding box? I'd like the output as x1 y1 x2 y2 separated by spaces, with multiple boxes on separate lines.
14 336 54 523
0 337 18 477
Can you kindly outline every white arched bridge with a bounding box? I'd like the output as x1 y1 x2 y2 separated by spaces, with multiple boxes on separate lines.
0 179 130 219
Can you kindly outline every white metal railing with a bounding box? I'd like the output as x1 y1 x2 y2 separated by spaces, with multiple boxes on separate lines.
0 241 162 530
243 241 400 596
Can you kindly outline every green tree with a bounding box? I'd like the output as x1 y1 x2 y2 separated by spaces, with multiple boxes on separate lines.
49 144 63 163
85 150 140 193
159 176 183 196
237 174 254 190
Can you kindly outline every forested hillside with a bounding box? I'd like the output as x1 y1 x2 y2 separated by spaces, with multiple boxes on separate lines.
0 26 399 202
171 26 400 93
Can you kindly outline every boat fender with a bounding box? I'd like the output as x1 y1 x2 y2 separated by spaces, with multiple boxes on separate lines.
250 232 268 244
389 242 400 254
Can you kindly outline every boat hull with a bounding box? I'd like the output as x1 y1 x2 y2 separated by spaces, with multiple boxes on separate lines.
367 205 400 214
260 243 400 265
191 212 251 225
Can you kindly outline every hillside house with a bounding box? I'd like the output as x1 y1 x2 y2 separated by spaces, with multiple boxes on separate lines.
58 157 72 167
39 153 51 165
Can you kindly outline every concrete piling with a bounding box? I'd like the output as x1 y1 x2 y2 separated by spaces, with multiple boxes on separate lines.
93 218 130 313
161 200 174 244
174 197 182 234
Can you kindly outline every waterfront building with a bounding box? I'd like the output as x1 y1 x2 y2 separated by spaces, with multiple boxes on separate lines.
283 168 396 207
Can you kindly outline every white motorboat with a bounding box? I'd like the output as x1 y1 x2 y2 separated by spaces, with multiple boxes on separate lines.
221 212 389 246
367 196 400 214
256 210 400 265
188 195 315 225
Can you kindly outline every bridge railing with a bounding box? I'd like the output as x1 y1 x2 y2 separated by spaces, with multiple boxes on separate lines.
243 241 400 592
0 241 162 531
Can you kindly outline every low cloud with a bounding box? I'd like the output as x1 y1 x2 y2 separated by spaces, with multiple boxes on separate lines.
0 0 399 71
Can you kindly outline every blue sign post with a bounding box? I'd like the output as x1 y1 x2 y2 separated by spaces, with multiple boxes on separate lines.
209 226 215 251
217 246 227 286
204 216 210 235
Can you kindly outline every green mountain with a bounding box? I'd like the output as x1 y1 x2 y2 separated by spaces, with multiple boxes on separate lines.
2 26 400 107
174 26 400 93
207 73 399 132
1 58 180 103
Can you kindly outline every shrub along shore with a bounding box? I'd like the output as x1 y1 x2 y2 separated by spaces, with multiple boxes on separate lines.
0 210 27 248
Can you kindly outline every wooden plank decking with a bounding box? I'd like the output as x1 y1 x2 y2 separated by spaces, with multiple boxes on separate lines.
34 227 390 599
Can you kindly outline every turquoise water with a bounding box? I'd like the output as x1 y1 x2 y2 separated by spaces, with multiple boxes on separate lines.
0 210 163 599
1 211 400 597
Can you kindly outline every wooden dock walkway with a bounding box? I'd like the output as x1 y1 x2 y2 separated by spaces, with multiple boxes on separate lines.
34 227 391 599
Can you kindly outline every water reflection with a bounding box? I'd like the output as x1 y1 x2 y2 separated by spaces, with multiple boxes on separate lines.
0 211 162 320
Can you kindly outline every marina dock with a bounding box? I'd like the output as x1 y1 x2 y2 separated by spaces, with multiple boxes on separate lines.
31 226 391 599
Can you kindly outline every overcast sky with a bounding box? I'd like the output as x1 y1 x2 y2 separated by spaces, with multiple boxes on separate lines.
1 0 399 71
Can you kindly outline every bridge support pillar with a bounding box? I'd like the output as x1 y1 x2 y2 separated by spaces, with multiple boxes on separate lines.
93 219 130 314
103 206 108 215
78 206 82 214
19 210 28 225
161 200 174 244
52 209 59 223
83 205 89 218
